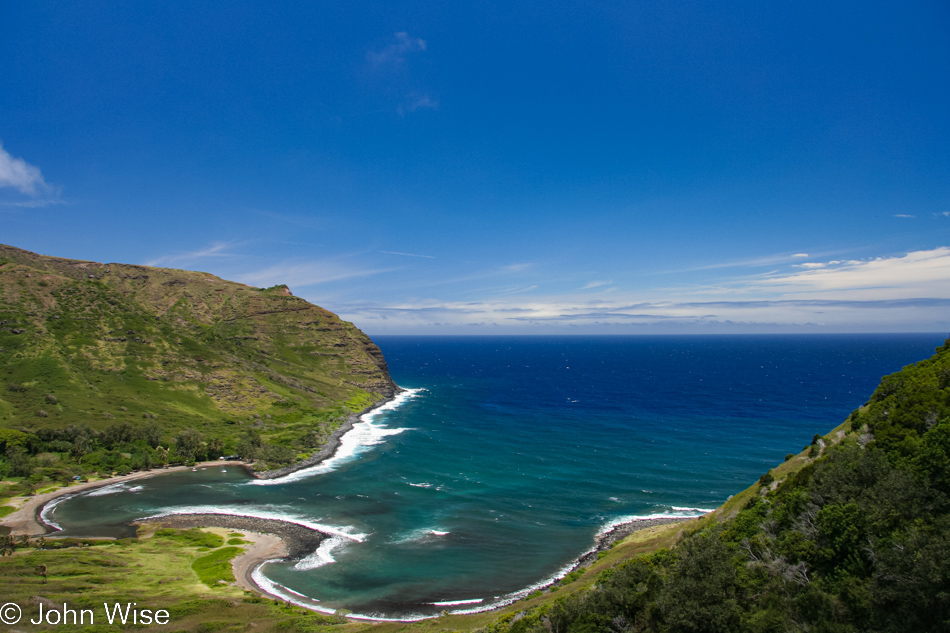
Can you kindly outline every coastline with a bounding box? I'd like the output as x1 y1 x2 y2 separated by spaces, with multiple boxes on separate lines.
0 460 254 536
579 516 688 565
2 387 695 621
2 389 404 537
133 513 326 558
0 390 406 607
254 391 402 480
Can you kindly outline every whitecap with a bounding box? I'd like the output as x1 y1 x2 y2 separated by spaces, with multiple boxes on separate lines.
294 536 347 570
252 562 435 622
250 388 425 486
143 505 367 542
428 598 483 606
85 483 130 497
596 509 709 537
39 494 76 531
451 508 714 617
392 527 450 543
251 561 336 615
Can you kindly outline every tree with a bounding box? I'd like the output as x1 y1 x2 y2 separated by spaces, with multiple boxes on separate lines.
174 429 203 461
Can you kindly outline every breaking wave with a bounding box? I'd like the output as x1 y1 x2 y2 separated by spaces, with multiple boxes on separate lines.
250 388 426 486
143 505 368 542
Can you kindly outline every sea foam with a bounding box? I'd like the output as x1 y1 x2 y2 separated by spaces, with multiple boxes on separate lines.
295 536 347 570
143 505 368 542
249 388 426 486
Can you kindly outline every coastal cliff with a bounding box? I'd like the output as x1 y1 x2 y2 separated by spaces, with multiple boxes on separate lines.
0 244 397 472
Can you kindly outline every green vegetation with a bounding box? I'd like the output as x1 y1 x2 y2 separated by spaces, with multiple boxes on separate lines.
0 244 396 485
156 527 226 549
192 546 242 587
0 527 354 632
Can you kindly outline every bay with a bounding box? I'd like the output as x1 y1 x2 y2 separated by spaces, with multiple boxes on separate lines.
48 334 946 619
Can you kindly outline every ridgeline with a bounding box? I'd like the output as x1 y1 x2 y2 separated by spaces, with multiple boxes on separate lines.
0 244 397 477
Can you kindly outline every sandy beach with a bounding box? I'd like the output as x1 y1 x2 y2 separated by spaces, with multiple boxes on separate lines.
0 460 253 536
230 531 288 595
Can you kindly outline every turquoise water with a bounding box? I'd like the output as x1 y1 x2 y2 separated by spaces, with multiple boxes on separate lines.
48 334 946 619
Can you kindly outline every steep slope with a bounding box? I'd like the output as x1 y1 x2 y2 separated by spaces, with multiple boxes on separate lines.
0 244 396 470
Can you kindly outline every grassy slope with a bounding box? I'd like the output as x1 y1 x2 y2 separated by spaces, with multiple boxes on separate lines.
0 244 396 459
0 527 359 633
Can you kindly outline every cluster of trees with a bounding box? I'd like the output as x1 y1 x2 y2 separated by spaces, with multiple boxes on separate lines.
495 338 950 633
0 422 302 484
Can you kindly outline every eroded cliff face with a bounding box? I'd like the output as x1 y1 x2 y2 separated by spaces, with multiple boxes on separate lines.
0 244 396 451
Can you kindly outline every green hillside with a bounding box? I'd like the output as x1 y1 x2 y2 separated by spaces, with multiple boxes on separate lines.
0 244 396 477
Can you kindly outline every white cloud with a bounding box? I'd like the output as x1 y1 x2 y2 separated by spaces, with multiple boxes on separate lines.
0 197 66 208
581 280 612 289
894 214 915 218
379 250 435 259
501 262 534 273
367 32 426 67
0 142 47 195
338 293 950 335
145 242 234 267
669 252 820 273
330 247 950 334
753 247 950 300
239 259 396 289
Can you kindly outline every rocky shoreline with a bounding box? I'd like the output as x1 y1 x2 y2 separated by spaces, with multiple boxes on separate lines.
133 514 327 559
576 517 688 567
253 392 402 480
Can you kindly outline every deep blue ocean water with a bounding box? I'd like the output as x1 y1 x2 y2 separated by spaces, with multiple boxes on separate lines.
48 334 946 619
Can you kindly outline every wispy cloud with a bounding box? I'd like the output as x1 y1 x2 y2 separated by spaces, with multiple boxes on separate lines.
145 242 235 267
666 252 820 273
330 247 950 334
0 197 67 209
367 32 426 67
894 214 915 218
338 292 950 334
0 142 47 195
750 247 950 300
239 259 397 289
580 280 612 289
379 250 435 259
399 93 439 115
498 285 538 294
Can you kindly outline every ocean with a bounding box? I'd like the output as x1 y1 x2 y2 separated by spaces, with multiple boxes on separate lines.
47 334 946 619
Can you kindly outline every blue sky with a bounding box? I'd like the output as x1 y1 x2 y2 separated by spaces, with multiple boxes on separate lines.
2 1 949 334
